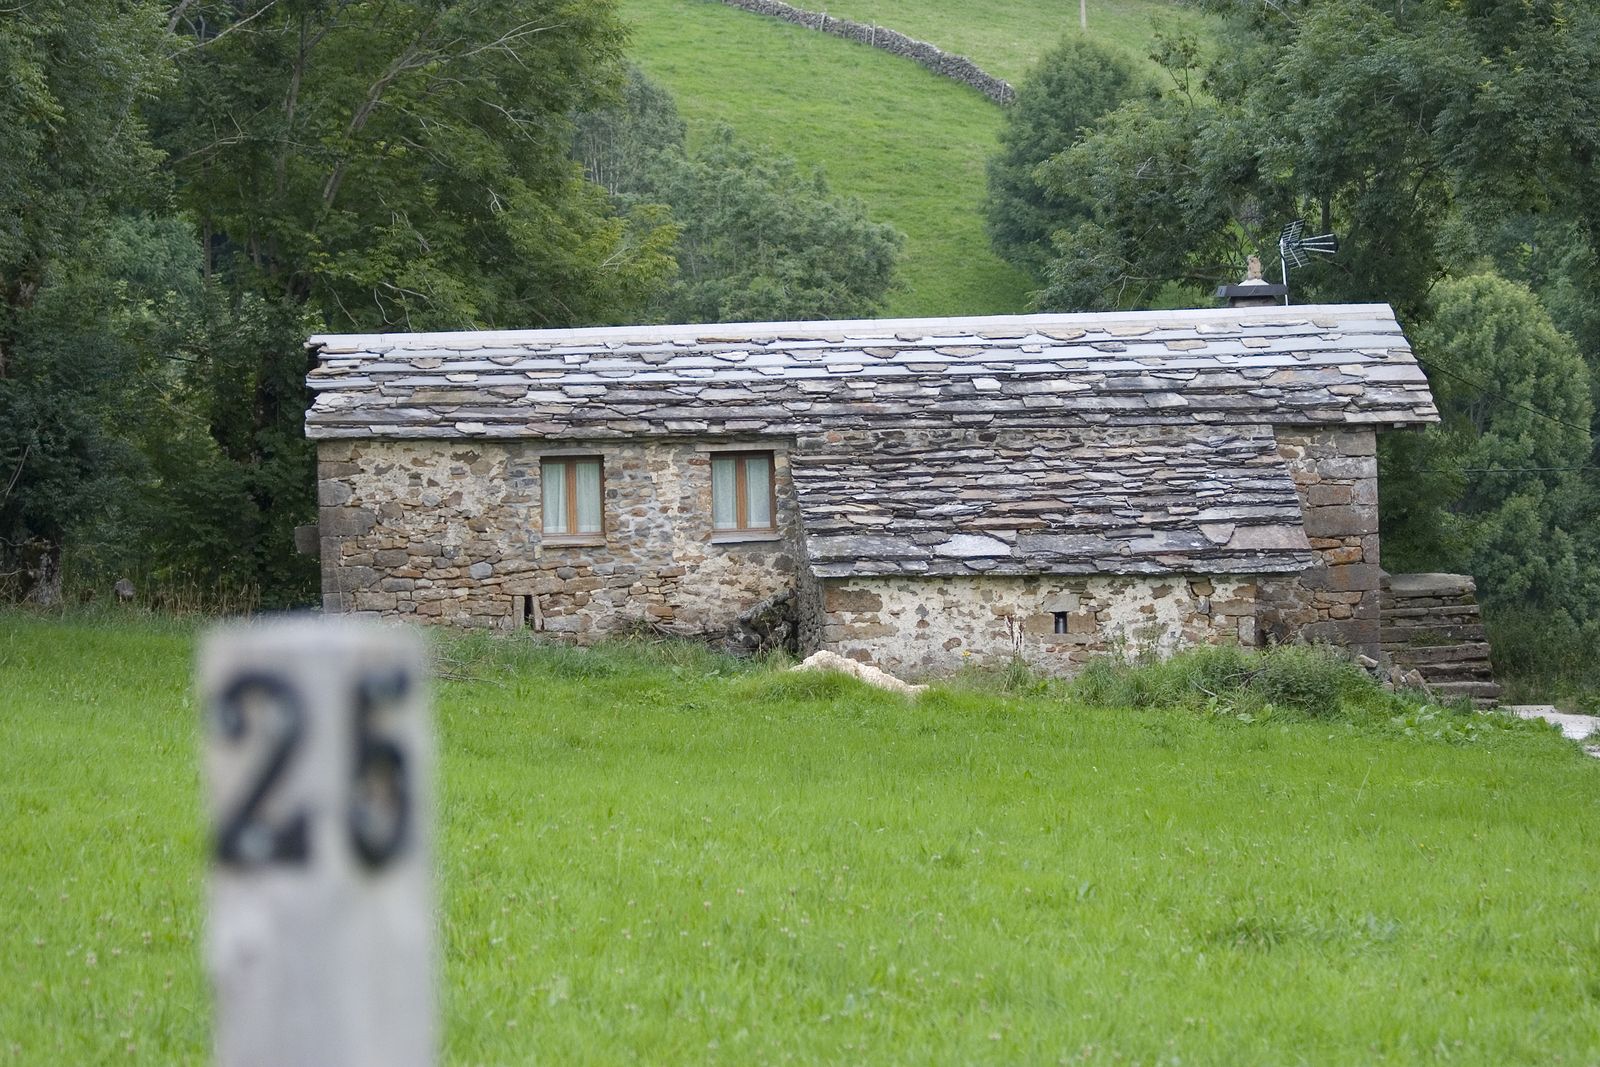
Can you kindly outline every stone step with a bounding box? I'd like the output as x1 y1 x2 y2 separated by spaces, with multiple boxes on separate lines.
1403 661 1497 683
1382 587 1478 601
1380 604 1481 620
1385 642 1492 667
1383 618 1484 632
1380 599 1479 614
1384 572 1477 598
1426 679 1503 701
1382 624 1488 646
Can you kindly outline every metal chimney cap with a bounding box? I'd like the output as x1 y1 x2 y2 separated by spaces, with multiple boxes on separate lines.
1216 280 1288 306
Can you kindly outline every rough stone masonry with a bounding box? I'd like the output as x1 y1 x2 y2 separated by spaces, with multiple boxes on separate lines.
319 439 800 636
306 305 1437 676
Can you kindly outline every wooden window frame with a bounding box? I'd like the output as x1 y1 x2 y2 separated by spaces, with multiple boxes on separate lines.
540 455 606 544
711 450 778 536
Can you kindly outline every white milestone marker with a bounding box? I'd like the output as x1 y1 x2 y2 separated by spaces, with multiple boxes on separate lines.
200 619 435 1067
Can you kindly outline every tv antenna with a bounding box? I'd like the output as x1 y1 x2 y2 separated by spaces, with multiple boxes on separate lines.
1278 220 1339 305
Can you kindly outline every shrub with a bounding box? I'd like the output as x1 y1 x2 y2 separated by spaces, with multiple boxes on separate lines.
983 36 1150 276
1066 643 1371 719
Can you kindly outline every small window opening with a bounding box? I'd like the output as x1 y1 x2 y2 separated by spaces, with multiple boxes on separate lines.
1052 611 1070 635
541 456 604 537
710 450 776 533
518 594 540 631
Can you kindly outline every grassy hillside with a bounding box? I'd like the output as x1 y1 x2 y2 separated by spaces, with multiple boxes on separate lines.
813 0 1216 82
5 612 1600 1064
615 1 1217 319
616 0 1034 318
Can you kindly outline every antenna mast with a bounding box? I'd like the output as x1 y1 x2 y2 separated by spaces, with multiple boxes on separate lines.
1277 220 1340 305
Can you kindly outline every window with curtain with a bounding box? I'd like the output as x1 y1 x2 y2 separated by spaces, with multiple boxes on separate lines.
710 451 776 533
541 457 604 538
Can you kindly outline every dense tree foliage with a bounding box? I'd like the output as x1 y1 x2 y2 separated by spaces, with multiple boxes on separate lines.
1382 274 1600 682
1035 1 1600 319
140 0 682 606
577 68 903 323
983 37 1149 277
158 0 674 330
0 1 172 602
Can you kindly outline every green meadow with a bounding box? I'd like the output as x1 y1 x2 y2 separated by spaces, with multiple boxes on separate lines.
616 0 1035 318
4 611 1600 1064
614 1 1220 319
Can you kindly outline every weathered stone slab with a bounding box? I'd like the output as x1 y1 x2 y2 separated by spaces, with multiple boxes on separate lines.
1300 563 1383 593
1301 504 1379 539
320 506 378 537
294 525 321 555
1387 572 1476 598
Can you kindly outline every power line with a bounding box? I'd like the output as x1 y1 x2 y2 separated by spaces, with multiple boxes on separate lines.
1413 465 1600 474
1413 354 1599 443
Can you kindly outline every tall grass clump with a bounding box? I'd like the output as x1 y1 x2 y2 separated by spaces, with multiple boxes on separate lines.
1068 643 1378 719
1486 607 1600 712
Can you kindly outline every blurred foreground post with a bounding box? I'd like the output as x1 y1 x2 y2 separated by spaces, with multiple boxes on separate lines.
199 620 434 1067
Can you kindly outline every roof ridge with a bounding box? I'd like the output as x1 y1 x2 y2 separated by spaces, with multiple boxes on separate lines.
307 304 1403 350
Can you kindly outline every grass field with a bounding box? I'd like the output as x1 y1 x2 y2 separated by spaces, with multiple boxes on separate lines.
4 611 1600 1064
616 0 1036 318
614 1 1219 320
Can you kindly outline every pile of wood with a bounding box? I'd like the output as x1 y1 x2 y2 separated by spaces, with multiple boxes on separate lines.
1380 573 1501 707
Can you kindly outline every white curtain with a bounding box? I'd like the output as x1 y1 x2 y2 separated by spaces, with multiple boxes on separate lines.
711 455 737 529
542 460 568 534
574 459 602 533
744 454 771 528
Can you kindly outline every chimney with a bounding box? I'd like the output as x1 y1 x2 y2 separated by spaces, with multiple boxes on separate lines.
1215 255 1287 308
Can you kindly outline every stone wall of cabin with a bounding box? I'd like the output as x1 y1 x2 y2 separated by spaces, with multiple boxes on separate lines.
814 574 1258 678
317 438 800 636
1256 428 1382 657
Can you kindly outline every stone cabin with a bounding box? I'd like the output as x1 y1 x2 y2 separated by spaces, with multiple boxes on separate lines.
305 304 1438 676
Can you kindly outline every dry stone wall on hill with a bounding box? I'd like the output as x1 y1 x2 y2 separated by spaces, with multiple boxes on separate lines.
713 0 1016 104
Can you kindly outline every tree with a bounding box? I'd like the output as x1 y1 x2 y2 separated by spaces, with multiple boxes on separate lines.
0 0 169 365
0 0 173 601
982 36 1148 277
134 0 681 604
1034 87 1261 310
157 0 675 331
574 66 686 201
1033 1 1600 317
577 69 903 324
643 131 902 324
1028 2 1600 682
1379 273 1600 664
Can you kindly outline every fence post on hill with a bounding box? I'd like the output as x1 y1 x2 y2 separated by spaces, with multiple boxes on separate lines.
199 619 436 1067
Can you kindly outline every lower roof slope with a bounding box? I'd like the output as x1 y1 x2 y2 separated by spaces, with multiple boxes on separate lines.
792 426 1314 578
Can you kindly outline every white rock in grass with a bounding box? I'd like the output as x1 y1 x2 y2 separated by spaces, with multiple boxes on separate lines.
791 650 926 697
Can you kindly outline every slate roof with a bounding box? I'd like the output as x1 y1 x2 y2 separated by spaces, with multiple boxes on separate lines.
794 426 1313 577
304 304 1438 440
